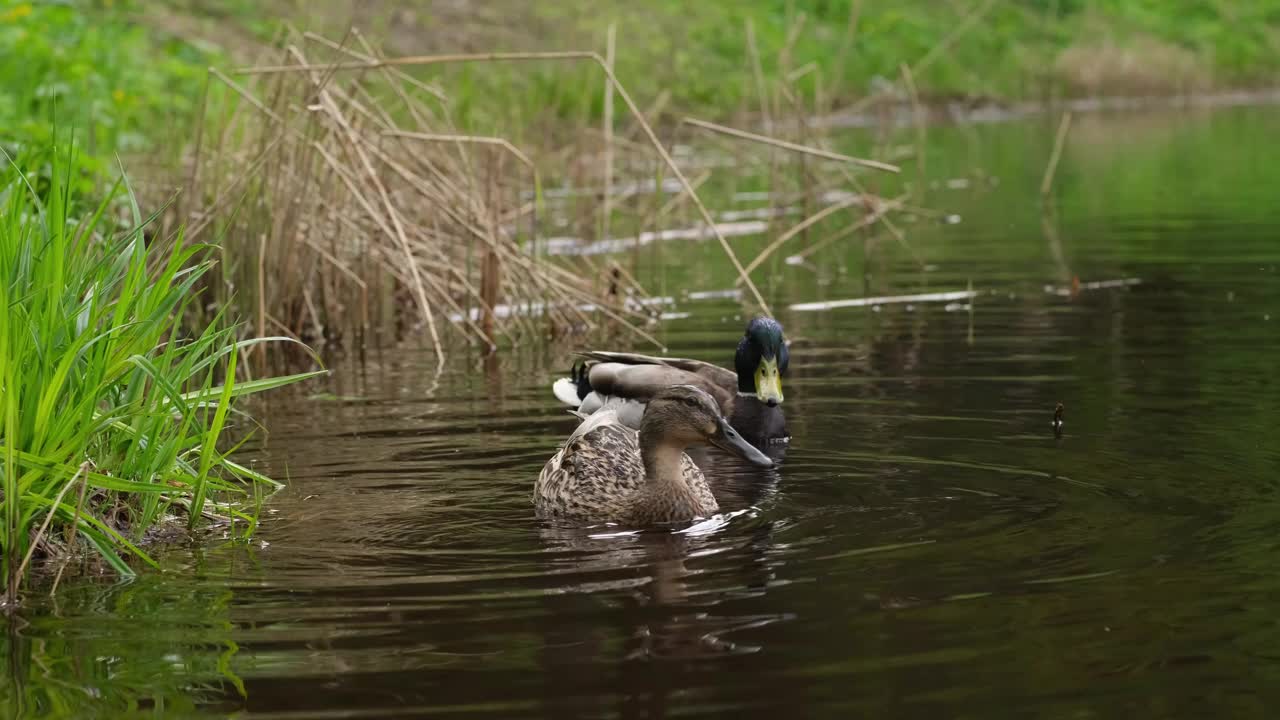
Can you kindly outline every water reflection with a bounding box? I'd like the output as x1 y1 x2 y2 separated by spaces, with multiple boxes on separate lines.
3 569 246 716
3 105 1280 717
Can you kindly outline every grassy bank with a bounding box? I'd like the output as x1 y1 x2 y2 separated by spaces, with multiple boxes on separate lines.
0 146 322 604
10 1 1277 164
0 0 212 197
162 0 1280 135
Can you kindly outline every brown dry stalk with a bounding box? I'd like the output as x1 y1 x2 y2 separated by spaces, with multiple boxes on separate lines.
682 117 900 173
737 194 868 283
15 462 90 587
1040 111 1073 198
791 194 908 261
602 23 617 245
745 19 773 135
385 131 535 171
899 62 927 186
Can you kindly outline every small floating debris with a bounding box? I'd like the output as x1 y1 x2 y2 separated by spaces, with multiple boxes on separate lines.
446 296 675 323
945 214 962 225
524 177 684 201
945 178 971 190
944 302 971 312
687 288 743 301
659 311 691 321
1043 277 1141 297
718 206 799 222
789 288 979 312
544 220 769 256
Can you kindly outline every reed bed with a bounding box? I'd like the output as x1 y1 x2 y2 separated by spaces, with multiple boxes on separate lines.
178 25 919 361
182 31 693 361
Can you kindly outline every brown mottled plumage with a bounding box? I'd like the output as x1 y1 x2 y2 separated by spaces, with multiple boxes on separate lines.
535 385 774 525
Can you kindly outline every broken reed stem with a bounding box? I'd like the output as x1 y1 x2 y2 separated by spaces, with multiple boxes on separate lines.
14 462 90 589
738 194 866 283
384 131 535 171
1040 111 1073 198
899 62 926 191
682 117 900 173
825 0 862 101
655 169 711 221
745 19 773 135
602 23 616 244
233 49 774 316
791 194 908 261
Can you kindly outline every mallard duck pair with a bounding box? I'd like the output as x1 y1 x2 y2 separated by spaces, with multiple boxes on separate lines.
535 317 790 525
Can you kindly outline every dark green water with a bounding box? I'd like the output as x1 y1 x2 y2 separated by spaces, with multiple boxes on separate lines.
5 105 1280 718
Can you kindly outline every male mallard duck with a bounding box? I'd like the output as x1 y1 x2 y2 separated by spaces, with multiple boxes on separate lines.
535 385 774 525
550 317 790 447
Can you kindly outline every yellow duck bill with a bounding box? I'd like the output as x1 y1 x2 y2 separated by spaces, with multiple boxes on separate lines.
754 358 784 406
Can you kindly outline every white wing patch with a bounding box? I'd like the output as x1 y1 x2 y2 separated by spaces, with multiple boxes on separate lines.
552 377 584 407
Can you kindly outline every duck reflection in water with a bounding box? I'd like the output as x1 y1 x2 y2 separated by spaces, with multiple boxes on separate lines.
535 515 792 717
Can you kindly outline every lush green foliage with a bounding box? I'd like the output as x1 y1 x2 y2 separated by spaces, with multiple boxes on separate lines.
0 0 209 194
387 0 1280 133
0 146 322 602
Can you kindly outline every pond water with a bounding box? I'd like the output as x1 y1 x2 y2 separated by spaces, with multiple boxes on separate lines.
6 104 1280 718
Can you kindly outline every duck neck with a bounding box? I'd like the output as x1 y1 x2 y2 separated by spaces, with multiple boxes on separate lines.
639 426 689 488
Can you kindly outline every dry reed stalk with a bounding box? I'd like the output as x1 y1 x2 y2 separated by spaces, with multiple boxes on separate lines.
653 169 711 222
737 194 867 283
825 0 863 103
384 131 535 171
1040 111 1073 198
232 49 772 314
302 65 445 362
681 117 900 173
602 23 616 245
834 163 925 267
15 463 90 586
790 193 909 261
899 62 927 190
195 36 650 351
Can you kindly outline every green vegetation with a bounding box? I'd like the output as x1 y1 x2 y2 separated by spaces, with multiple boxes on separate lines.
0 145 322 603
3 567 246 713
0 1 210 196
215 0 1280 134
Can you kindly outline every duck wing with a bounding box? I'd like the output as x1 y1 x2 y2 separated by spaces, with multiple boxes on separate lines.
584 361 736 411
576 351 738 389
535 410 645 520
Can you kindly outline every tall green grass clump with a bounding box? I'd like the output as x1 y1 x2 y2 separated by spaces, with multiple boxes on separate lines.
0 147 323 606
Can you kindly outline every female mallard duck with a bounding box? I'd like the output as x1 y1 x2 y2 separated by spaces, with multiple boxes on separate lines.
535 385 774 525
550 317 790 447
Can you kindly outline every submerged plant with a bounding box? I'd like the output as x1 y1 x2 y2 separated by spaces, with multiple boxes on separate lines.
0 146 324 605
